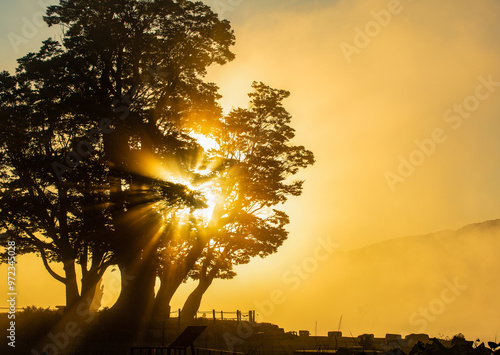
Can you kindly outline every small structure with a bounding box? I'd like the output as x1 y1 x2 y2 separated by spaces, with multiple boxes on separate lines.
328 331 342 338
299 330 310 337
386 334 402 343
358 334 375 349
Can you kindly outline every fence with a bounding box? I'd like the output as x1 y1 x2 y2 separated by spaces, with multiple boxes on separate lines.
130 347 183 355
130 348 245 355
195 348 246 355
169 309 256 323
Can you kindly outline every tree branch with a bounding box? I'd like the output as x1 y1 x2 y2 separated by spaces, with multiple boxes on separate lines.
38 246 66 284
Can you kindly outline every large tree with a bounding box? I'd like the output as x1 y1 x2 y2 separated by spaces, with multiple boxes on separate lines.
1 0 235 319
0 41 204 311
0 0 315 332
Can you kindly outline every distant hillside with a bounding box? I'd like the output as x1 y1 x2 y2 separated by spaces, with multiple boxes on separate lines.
280 219 500 340
351 218 500 255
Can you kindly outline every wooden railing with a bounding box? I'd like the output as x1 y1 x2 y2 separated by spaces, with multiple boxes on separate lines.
195 348 246 355
169 309 256 322
130 347 245 355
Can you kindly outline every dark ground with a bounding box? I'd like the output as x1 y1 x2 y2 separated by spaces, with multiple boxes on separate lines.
1 310 499 355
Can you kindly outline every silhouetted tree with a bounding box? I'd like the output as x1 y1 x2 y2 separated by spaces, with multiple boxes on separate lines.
0 41 202 312
179 82 315 320
0 58 115 309
1 0 314 331
1 0 234 322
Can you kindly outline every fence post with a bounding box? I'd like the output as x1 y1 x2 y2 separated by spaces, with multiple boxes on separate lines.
162 320 166 346
221 310 223 320
178 308 181 333
213 309 216 322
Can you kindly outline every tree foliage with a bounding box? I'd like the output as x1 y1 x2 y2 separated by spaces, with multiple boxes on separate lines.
1 0 235 314
0 0 314 327
179 82 315 319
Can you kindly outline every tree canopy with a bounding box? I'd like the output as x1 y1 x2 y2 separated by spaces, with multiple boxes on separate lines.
0 0 314 331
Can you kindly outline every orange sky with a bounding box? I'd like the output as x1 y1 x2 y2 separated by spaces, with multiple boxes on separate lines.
2 0 500 342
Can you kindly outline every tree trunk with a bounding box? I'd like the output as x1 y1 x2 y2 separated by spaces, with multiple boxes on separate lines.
80 266 106 309
107 183 161 324
152 267 185 319
110 257 156 322
181 277 213 321
89 278 104 311
152 240 208 319
153 280 175 319
63 259 80 309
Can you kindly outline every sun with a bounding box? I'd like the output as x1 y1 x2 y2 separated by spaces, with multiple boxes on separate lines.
190 132 219 152
183 131 221 223
155 170 219 223
192 179 219 223
160 153 221 225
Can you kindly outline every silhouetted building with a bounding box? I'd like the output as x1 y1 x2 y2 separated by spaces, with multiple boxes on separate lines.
329 331 343 338
386 334 402 343
359 334 375 349
299 330 310 337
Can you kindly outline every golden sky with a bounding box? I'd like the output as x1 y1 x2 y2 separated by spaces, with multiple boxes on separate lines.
1 0 500 342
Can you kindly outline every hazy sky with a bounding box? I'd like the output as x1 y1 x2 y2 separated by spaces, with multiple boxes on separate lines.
1 0 500 342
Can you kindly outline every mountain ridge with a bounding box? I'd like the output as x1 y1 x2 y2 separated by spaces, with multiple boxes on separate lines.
347 218 500 254
279 217 500 340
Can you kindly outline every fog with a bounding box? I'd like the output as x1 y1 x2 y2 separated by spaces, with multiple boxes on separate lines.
2 0 500 344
